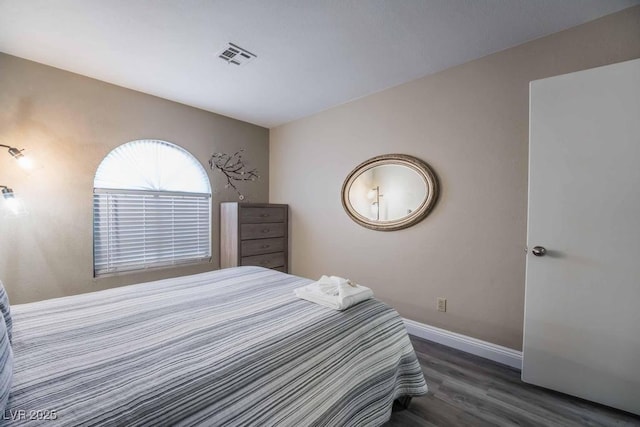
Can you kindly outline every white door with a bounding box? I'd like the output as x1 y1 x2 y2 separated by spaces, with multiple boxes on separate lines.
523 58 640 415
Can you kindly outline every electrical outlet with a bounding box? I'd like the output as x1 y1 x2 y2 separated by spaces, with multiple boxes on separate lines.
437 297 447 312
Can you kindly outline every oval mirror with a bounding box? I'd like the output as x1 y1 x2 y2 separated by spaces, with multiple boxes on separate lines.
341 154 438 231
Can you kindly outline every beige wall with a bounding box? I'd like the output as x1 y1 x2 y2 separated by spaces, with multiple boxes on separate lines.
0 53 268 304
270 7 640 350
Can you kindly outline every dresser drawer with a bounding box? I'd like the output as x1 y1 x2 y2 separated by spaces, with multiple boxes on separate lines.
241 238 286 257
240 207 286 223
241 252 285 269
240 223 286 240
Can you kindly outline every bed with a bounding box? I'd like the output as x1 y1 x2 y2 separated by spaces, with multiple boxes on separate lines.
1 266 427 426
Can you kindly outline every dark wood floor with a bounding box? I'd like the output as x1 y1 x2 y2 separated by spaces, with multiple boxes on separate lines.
386 336 640 427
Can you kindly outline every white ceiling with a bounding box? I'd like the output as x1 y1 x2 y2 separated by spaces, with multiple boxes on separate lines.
1 0 638 128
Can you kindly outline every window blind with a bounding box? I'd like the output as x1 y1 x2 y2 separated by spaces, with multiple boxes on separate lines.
93 189 211 276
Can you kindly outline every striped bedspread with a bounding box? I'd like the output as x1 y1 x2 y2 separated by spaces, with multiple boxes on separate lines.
4 267 427 426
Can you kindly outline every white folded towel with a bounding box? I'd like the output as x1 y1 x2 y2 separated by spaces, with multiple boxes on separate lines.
294 275 374 310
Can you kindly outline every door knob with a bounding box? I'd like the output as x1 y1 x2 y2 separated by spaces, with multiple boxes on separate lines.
532 246 547 257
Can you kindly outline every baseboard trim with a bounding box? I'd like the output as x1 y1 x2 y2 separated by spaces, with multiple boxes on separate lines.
403 318 523 370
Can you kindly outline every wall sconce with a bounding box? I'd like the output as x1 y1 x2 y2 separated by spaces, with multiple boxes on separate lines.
1 144 32 217
1 185 26 217
1 144 33 170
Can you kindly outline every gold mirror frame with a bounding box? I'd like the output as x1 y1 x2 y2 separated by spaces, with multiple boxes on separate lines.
341 154 439 231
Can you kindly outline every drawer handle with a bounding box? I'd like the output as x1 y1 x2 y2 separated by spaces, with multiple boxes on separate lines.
262 229 270 233
260 213 269 218
260 260 269 265
262 244 270 249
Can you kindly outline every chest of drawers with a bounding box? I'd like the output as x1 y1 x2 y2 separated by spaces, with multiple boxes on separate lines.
220 203 289 272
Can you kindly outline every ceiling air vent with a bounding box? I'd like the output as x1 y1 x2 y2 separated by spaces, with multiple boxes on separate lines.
217 43 256 66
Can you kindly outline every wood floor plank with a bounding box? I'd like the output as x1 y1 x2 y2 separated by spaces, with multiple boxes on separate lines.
484 385 587 426
402 392 496 427
385 336 640 427
387 403 436 427
435 380 545 426
485 381 634 427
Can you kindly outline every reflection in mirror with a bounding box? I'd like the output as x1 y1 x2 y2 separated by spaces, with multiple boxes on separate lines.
348 165 427 222
341 154 438 231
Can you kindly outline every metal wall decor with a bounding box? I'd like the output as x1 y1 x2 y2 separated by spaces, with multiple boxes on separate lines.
209 150 259 200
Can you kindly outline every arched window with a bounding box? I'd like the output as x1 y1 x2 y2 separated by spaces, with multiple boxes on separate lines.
93 140 211 276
